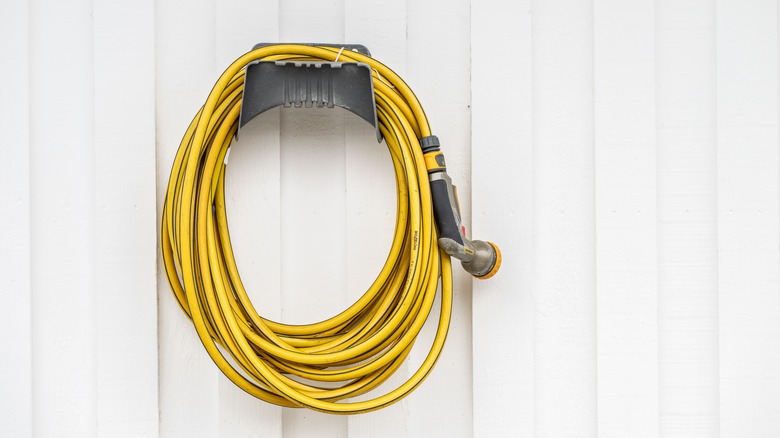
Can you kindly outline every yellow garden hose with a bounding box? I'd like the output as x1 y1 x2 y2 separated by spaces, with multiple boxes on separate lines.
161 44 499 414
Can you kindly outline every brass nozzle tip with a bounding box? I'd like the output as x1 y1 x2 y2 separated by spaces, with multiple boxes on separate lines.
474 242 501 280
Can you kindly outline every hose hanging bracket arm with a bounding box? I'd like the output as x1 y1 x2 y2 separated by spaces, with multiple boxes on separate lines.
238 43 382 142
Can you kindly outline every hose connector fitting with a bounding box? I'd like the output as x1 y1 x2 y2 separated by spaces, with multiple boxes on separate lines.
422 136 502 279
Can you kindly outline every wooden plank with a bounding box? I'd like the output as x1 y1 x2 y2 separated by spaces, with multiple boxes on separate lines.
215 2 284 437
155 0 220 435
277 2 348 436
593 1 658 437
93 0 159 436
405 0 473 436
28 0 97 435
344 1 409 436
0 1 31 436
470 0 533 436
277 112 347 435
656 0 719 436
716 0 780 436
532 0 597 436
220 111 285 438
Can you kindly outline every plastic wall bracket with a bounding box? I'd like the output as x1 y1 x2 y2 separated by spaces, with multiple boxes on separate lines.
238 43 382 142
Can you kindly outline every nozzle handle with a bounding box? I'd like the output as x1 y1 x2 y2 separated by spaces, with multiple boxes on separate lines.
430 177 465 247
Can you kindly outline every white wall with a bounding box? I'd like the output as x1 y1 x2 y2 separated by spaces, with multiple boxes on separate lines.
1 0 779 437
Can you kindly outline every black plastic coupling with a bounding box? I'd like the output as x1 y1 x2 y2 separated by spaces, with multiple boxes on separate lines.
420 135 441 154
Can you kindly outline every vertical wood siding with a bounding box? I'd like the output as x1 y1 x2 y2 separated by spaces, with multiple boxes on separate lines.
471 0 534 436
345 1 409 436
716 0 780 435
594 1 658 437
0 1 31 436
656 1 719 435
156 0 219 435
94 0 158 435
215 3 284 437
29 0 97 435
2 0 780 437
532 0 598 435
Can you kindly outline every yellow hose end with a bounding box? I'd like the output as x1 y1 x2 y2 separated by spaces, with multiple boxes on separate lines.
475 242 501 280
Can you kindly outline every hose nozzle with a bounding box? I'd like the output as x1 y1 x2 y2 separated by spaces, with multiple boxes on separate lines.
438 237 502 279
423 136 501 279
462 240 502 279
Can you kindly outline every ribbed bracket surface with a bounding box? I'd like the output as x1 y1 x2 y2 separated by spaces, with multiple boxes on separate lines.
239 43 382 142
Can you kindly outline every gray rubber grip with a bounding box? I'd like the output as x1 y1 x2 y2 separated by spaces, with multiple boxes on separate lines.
430 179 464 246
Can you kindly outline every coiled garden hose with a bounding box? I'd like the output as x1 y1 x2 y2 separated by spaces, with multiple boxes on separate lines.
161 44 500 414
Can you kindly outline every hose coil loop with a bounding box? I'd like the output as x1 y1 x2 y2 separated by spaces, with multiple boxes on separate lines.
161 44 452 414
